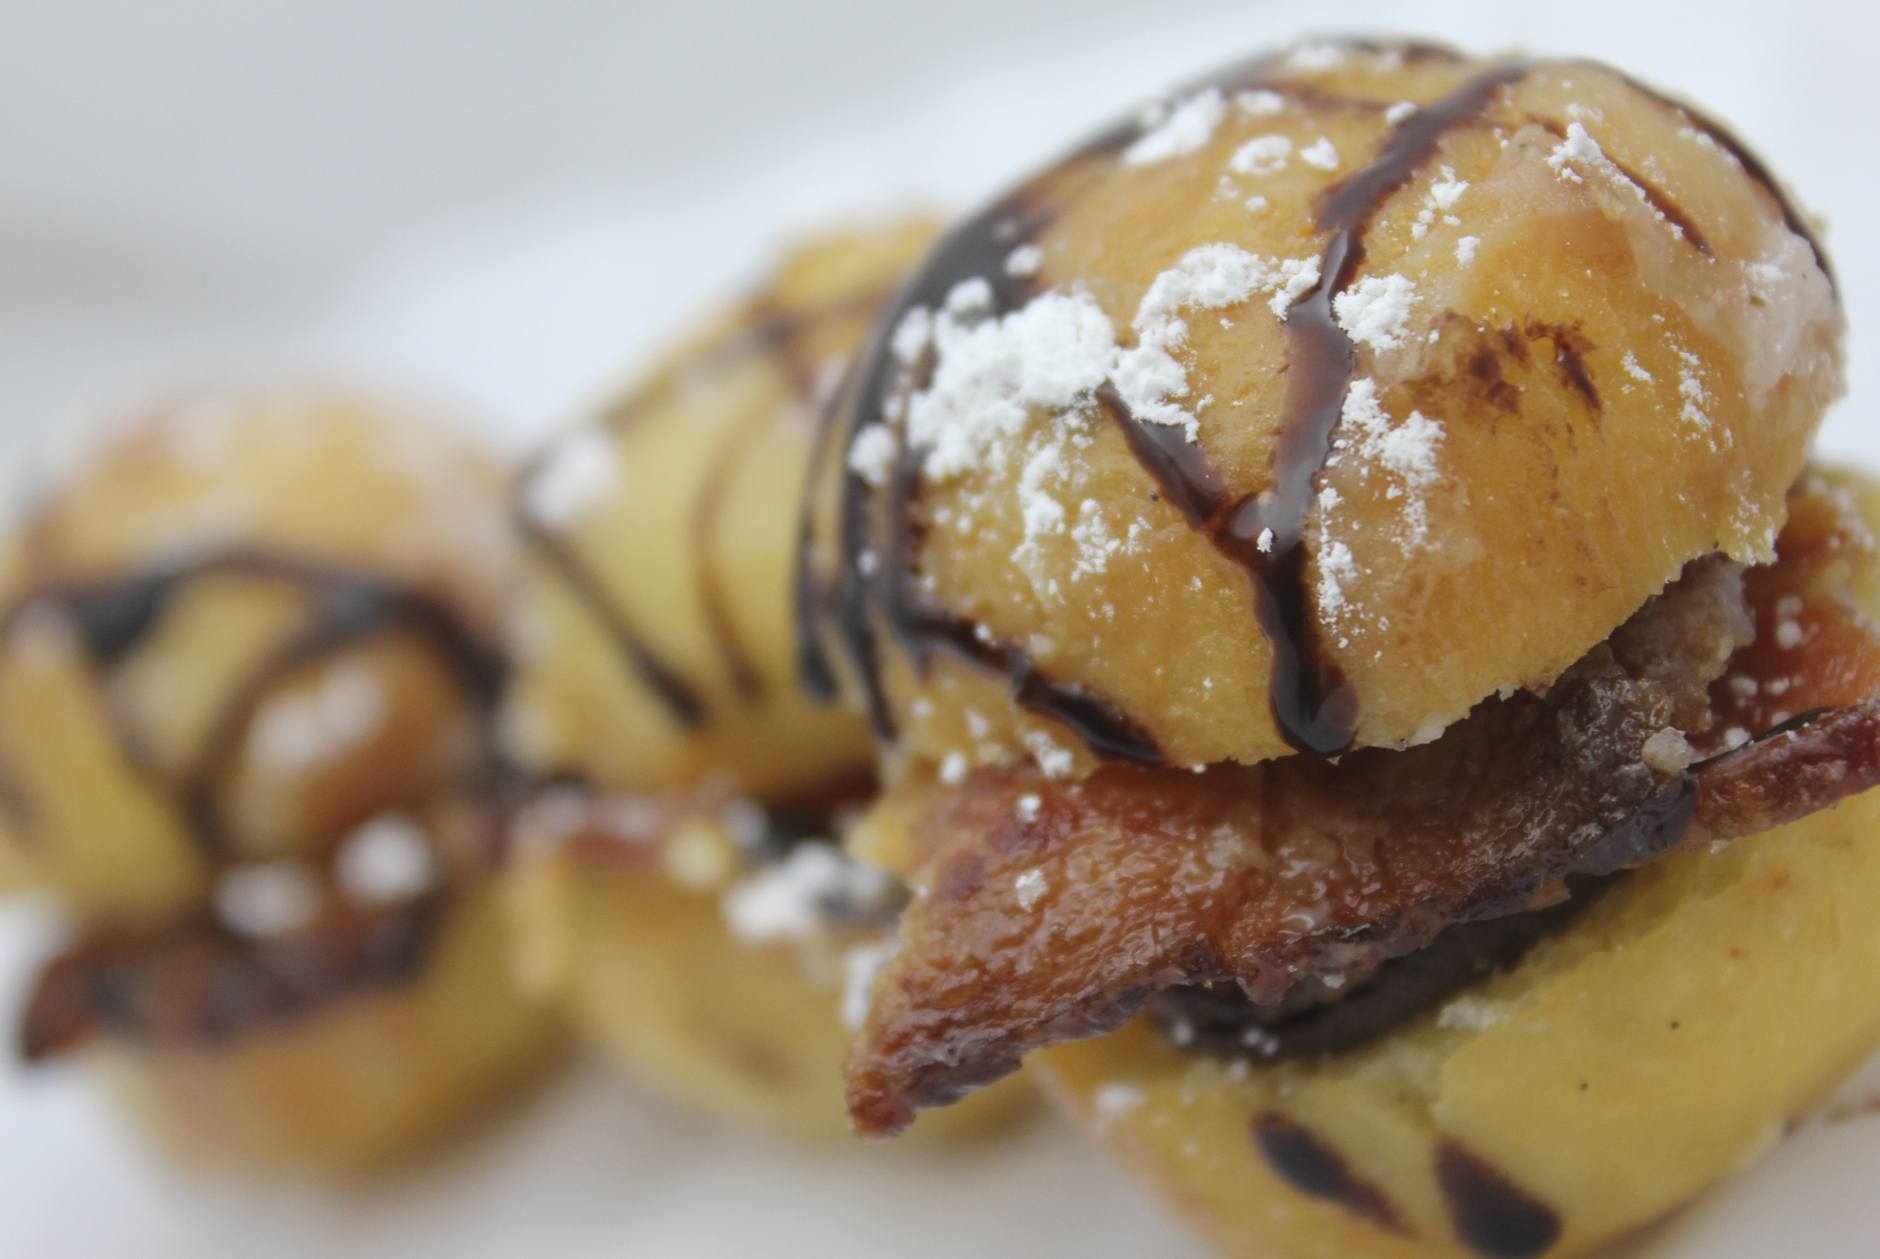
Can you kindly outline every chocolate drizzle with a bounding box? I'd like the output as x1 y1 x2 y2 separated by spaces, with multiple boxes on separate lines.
1435 1140 1563 1258
526 273 906 729
0 550 507 859
1102 59 1529 756
807 42 1830 769
1617 71 1833 291
804 185 1163 758
1149 875 1604 1062
1253 1112 1406 1233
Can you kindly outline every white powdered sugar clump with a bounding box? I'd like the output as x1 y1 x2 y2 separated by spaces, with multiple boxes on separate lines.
1676 346 1715 440
898 245 1322 486
334 813 436 905
1068 500 1147 579
890 305 934 365
1112 243 1324 441
1335 379 1444 544
1316 539 1359 621
1546 120 1605 182
1017 442 1069 540
1093 1081 1146 1122
1013 868 1049 911
1455 236 1479 266
899 283 1116 480
525 424 618 526
1623 351 1655 384
1299 137 1340 170
847 422 897 487
1315 379 1447 634
1287 42 1348 71
1005 244 1044 277
1228 134 1292 176
1333 274 1418 350
1384 100 1417 126
1124 88 1228 166
1547 121 1694 248
1437 995 1509 1033
248 659 385 772
1236 88 1287 117
216 862 322 938
721 841 897 943
1025 728 1075 778
1428 167 1470 209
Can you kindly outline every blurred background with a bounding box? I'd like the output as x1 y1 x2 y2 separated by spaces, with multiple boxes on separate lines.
1 1 1877 1255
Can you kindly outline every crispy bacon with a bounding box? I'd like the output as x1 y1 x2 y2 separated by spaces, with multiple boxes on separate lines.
20 896 441 1061
848 476 1880 1136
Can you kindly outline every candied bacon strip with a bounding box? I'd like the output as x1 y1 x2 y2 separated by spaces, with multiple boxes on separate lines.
847 482 1880 1137
20 895 442 1060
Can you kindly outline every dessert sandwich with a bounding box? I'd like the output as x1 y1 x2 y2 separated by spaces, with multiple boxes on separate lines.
1 391 564 1175
802 39 1879 1258
500 221 1031 1139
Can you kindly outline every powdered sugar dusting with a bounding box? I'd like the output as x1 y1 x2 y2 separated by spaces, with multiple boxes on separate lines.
848 423 897 487
1113 244 1319 440
1124 88 1227 167
1287 42 1348 71
525 425 618 527
1236 89 1287 117
1005 244 1044 278
1299 137 1340 171
1333 274 1418 350
1228 134 1292 176
901 285 1115 480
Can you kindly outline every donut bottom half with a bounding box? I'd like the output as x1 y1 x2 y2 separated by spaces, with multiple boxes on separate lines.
504 847 1035 1142
92 885 564 1178
1037 785 1880 1259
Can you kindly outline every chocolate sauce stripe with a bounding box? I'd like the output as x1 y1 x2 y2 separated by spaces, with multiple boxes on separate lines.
812 51 1565 765
690 405 769 702
1610 66 1834 292
512 512 706 726
1101 59 1529 758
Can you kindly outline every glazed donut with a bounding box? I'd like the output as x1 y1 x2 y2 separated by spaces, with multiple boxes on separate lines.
501 221 1031 1139
4 392 562 1175
806 38 1876 1258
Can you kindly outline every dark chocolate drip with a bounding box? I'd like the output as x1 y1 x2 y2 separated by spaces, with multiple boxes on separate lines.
1246 59 1531 754
510 505 705 726
1618 70 1835 291
1605 153 1712 258
1435 1141 1563 1258
1253 1112 1406 1234
1149 875 1606 1061
65 572 175 665
1102 61 1530 757
809 47 1526 763
691 409 767 702
875 435 1160 763
795 370 850 705
813 188 1059 741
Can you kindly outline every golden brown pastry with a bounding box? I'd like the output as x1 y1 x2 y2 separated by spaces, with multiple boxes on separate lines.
800 38 1872 1257
501 221 1030 1139
3 392 562 1175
